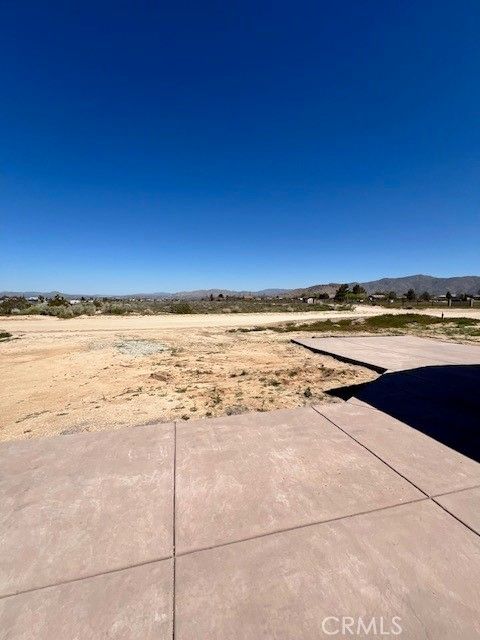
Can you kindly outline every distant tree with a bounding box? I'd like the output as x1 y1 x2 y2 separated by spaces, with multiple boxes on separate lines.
209 293 214 301
388 291 397 300
318 292 330 300
334 284 350 302
352 284 367 295
48 294 69 307
419 291 431 302
446 291 452 300
217 293 224 300
0 296 30 315
406 289 416 301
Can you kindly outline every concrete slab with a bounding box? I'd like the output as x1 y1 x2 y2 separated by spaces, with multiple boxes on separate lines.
342 364 480 463
347 335 480 366
435 486 480 535
0 423 174 596
175 407 422 554
292 337 397 371
175 500 480 640
0 560 173 640
293 335 480 371
317 402 480 496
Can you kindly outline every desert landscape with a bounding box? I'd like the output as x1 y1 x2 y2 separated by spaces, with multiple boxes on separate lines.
3 3 480 633
2 305 480 442
0 310 374 441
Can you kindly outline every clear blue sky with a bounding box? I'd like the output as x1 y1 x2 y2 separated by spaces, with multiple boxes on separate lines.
1 1 479 293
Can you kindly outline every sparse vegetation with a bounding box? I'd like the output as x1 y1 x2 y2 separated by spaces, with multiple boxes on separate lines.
271 313 480 334
1 285 478 318
170 301 195 314
0 297 31 315
0 331 12 340
0 295 339 317
267 379 281 387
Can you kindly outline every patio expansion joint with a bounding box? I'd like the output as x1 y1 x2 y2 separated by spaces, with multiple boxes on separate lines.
0 499 429 602
175 496 429 559
313 406 480 539
312 405 430 498
432 483 480 499
431 496 480 539
0 555 174 602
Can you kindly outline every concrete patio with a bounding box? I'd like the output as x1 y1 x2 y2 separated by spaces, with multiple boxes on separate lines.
292 334 480 371
1 337 480 638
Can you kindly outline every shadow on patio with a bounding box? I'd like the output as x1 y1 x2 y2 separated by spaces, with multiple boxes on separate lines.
326 364 480 463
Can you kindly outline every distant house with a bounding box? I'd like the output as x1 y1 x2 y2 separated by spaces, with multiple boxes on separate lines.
69 299 81 305
27 296 39 302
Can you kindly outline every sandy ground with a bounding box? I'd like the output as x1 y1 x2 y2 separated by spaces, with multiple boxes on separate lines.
2 306 479 442
0 310 382 442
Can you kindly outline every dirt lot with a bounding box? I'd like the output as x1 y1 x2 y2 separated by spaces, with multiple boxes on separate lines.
0 311 381 441
2 307 480 442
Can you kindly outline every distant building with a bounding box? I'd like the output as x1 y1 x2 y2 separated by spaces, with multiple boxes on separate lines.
69 299 81 305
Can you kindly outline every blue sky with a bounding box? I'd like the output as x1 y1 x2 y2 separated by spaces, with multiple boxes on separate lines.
1 1 479 293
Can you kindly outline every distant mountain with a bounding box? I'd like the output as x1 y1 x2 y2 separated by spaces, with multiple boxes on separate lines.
288 275 480 297
358 274 480 296
1 275 479 300
0 291 66 299
287 283 341 298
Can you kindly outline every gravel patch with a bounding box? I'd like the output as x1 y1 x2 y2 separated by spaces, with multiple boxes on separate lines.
116 339 169 357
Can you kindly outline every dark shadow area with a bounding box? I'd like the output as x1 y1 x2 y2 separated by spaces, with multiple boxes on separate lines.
326 365 480 463
326 381 371 401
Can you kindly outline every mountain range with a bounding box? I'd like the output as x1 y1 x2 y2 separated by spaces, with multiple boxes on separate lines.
2 275 480 299
291 275 480 297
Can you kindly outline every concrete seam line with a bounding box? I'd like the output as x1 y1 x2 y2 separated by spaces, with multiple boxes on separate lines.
0 556 173 601
312 405 430 498
0 499 429 601
175 496 429 558
431 483 480 499
431 497 480 539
